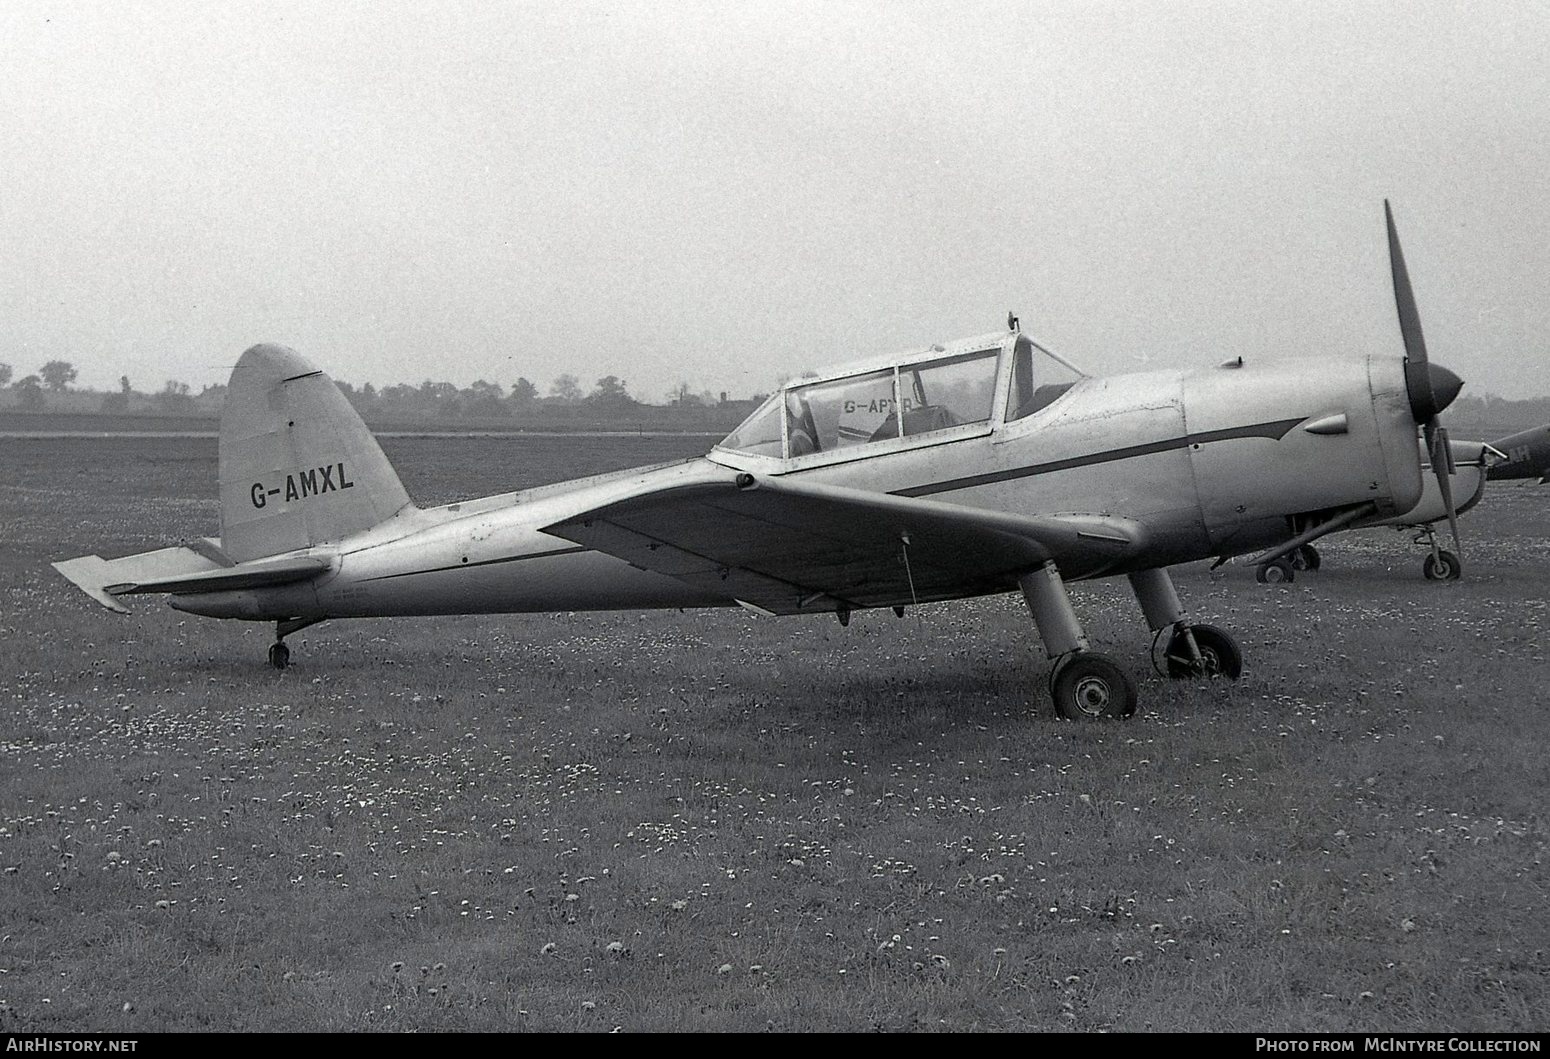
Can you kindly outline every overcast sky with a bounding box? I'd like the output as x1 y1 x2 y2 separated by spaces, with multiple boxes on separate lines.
2 0 1546 401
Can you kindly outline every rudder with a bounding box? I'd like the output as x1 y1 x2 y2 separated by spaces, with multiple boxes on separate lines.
219 344 413 562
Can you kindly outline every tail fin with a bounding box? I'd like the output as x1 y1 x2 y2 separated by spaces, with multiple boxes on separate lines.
219 344 412 562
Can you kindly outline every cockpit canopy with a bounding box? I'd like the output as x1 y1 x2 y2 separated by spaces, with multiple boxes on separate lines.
717 331 1085 462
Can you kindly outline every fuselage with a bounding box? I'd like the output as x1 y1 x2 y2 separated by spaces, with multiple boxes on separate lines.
1487 424 1550 483
171 333 1427 622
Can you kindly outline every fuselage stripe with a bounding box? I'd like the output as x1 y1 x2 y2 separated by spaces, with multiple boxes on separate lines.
891 418 1303 498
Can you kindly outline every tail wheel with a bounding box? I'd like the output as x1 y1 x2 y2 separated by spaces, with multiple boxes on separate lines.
1256 558 1296 584
1164 624 1243 680
1422 549 1462 581
268 642 291 670
1051 653 1138 720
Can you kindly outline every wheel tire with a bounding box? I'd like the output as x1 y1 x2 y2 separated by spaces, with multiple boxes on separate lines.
1051 653 1138 720
1256 558 1296 584
268 642 291 671
1297 544 1321 571
1165 623 1243 680
1423 550 1461 581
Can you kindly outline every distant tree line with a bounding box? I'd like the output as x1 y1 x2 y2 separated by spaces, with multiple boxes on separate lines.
1442 393 1550 437
13 355 1541 436
0 359 78 410
15 358 1550 437
0 359 765 430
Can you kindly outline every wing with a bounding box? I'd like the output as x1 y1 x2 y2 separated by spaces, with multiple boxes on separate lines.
543 466 1145 614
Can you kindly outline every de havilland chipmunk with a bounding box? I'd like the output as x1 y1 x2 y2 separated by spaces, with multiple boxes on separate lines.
1261 433 1488 583
54 204 1468 720
1255 413 1550 585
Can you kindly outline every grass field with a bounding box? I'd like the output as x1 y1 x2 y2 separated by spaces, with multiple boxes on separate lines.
1 434 1547 1032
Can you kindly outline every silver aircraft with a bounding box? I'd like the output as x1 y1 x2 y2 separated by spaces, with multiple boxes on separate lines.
1260 435 1488 583
1260 414 1550 583
54 205 1465 719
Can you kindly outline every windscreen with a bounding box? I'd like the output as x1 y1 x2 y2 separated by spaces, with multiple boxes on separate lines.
1005 337 1084 422
718 393 784 457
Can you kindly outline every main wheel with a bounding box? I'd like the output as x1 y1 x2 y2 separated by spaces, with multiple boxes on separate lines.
1422 549 1462 581
1290 544 1321 572
1164 623 1243 680
268 642 291 670
1256 558 1296 584
1051 653 1138 720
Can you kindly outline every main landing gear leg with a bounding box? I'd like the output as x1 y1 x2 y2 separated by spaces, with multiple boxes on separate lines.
268 617 325 670
1018 562 1137 720
1128 567 1243 681
1252 503 1377 585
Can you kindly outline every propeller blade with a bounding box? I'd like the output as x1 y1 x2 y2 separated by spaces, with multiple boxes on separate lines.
1387 199 1429 366
1388 200 1441 422
1389 202 1464 558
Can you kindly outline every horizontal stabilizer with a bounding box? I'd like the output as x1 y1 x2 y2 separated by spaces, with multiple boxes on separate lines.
52 557 136 613
108 555 330 596
52 546 327 612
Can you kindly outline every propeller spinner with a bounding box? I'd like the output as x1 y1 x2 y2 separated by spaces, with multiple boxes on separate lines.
1386 200 1465 553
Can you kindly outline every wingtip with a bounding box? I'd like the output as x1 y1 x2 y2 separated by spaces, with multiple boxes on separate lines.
51 556 134 614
